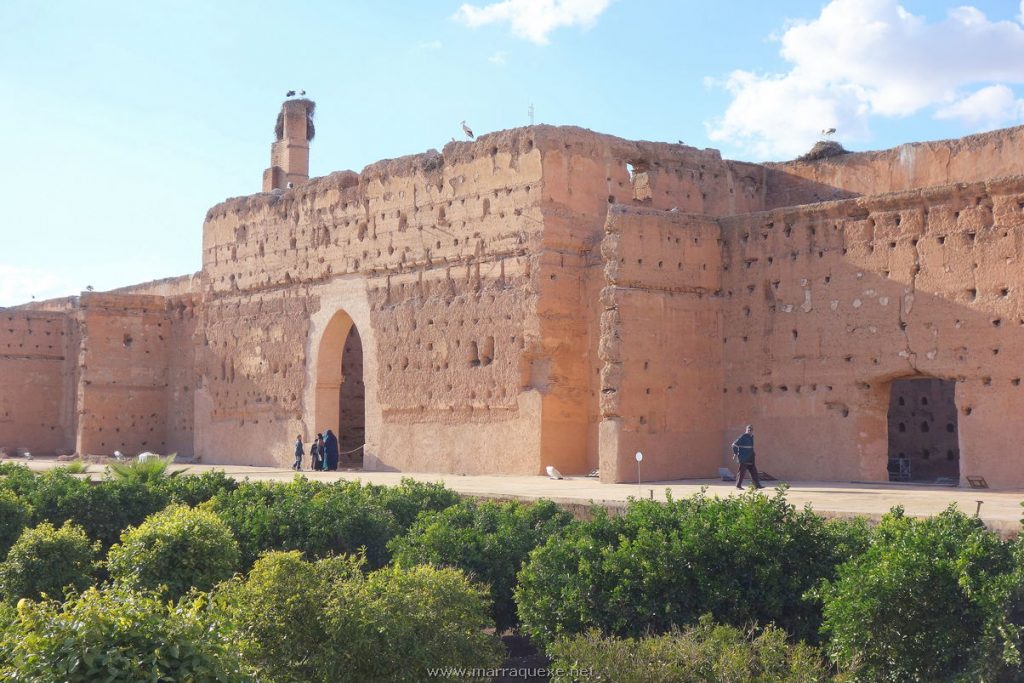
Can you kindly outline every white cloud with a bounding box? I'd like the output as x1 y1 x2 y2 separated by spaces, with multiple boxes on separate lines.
454 0 613 45
488 50 508 66
707 0 1024 159
936 84 1024 126
0 265 78 307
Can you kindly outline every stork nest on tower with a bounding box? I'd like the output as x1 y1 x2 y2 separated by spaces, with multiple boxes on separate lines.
275 99 316 142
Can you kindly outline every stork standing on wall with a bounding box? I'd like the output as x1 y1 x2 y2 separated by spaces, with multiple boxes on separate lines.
461 120 474 139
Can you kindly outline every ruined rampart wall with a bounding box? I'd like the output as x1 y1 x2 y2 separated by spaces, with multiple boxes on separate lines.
108 274 200 298
535 128 767 475
597 207 723 482
75 293 195 457
719 177 1024 487
766 125 1024 208
198 128 547 470
0 310 75 455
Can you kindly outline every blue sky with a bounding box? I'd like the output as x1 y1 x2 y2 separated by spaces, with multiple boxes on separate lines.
2 0 1023 305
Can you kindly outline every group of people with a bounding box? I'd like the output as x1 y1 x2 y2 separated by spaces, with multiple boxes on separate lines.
292 429 341 471
294 425 763 484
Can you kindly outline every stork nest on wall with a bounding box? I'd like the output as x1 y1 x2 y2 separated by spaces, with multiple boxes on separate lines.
796 140 849 162
275 99 316 142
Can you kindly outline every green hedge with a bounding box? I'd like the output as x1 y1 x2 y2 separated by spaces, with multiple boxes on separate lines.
0 490 31 560
817 505 1024 681
0 585 249 681
390 498 572 631
8 469 168 549
515 488 869 647
212 550 503 682
156 469 239 507
0 522 98 602
107 504 240 601
204 477 400 569
548 618 832 683
366 478 462 530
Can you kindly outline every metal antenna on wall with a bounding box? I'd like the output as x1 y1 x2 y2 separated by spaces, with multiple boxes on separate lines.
528 103 535 126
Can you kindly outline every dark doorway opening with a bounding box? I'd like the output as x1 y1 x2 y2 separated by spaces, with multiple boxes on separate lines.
338 325 365 466
887 378 959 483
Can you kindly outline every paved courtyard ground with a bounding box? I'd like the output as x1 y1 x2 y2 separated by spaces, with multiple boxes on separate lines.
12 458 1024 538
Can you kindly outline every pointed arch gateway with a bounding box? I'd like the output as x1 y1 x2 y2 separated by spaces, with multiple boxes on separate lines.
315 310 365 465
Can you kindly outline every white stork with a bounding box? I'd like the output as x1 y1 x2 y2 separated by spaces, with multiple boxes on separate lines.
461 120 474 139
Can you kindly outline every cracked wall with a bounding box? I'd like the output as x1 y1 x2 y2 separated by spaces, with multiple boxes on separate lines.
598 207 723 483
199 128 546 470
75 293 196 457
197 126 769 473
0 311 75 455
719 177 1024 486
765 125 1024 208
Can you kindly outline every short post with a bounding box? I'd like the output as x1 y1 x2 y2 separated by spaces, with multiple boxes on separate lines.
635 451 643 497
975 500 984 517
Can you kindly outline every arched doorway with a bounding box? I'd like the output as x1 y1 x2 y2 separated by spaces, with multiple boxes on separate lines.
315 310 365 467
886 377 959 483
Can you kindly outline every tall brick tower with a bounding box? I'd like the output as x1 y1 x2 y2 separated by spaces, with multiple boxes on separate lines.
262 98 315 192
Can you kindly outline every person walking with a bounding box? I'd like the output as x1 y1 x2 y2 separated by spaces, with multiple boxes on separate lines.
292 435 304 471
732 424 764 489
323 429 340 471
310 433 323 471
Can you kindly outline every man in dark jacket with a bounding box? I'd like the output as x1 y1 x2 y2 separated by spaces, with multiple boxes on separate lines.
323 429 340 471
292 435 304 471
732 424 764 489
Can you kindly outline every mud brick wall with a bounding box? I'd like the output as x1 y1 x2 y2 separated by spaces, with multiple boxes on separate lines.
719 177 1024 486
193 291 313 466
75 294 174 455
0 310 75 455
597 207 723 482
199 127 548 470
536 129 766 476
765 125 1024 209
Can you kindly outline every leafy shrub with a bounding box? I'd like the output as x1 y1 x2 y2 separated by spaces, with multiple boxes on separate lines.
55 460 89 475
515 488 869 647
0 522 97 602
16 469 169 549
0 584 249 681
213 550 503 682
0 490 31 559
106 453 181 484
817 505 1024 681
205 478 399 569
548 617 832 683
107 504 240 601
390 498 572 631
156 468 238 507
211 550 362 682
0 463 40 499
368 477 461 530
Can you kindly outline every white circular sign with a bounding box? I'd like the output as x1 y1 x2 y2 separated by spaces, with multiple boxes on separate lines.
635 451 643 462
